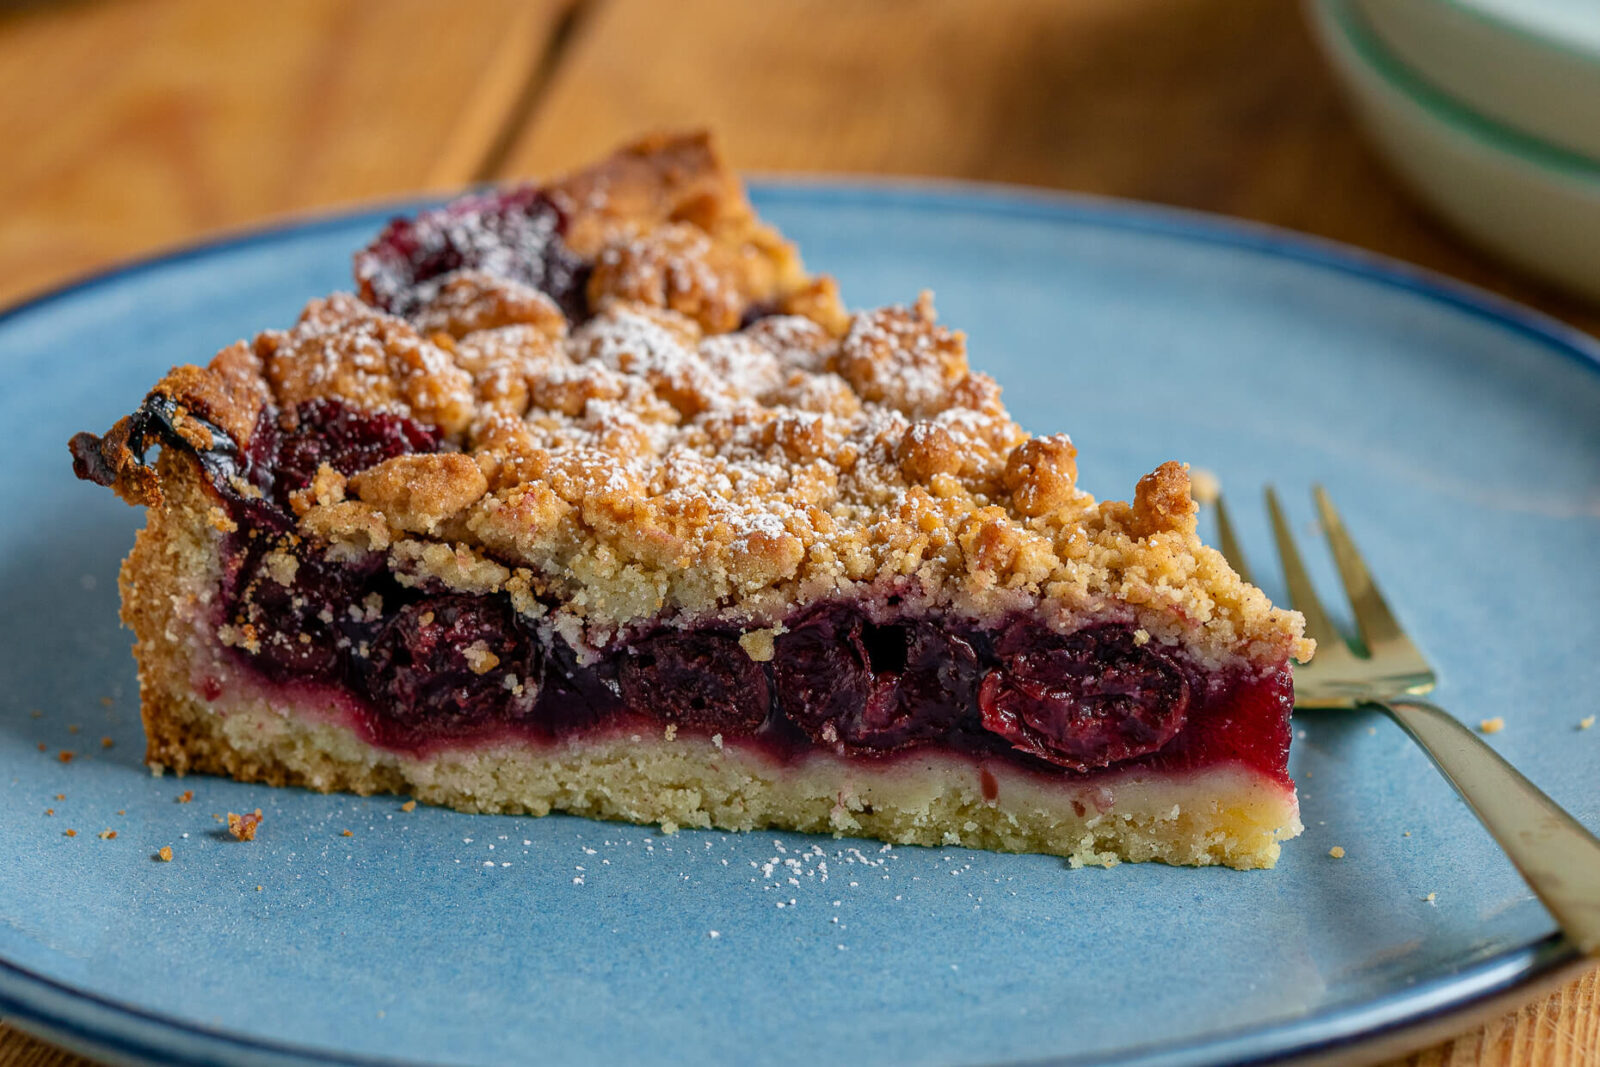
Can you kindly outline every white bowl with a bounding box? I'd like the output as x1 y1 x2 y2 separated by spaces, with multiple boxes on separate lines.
1307 0 1600 302
1355 0 1600 163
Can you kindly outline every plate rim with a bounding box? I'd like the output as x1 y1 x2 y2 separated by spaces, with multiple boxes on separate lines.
7 178 1600 378
1 178 1595 1067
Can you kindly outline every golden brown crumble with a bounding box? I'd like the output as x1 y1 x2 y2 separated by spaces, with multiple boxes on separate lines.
413 271 567 340
227 809 262 841
157 846 174 862
74 132 1307 669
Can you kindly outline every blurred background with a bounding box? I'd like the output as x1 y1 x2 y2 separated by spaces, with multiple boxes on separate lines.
2 0 1597 1064
3 0 1599 334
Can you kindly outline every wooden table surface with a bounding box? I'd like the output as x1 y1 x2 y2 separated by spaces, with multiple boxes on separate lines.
1 1 1595 1064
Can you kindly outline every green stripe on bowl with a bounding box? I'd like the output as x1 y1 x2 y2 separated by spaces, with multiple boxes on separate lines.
1321 0 1600 183
1444 0 1600 60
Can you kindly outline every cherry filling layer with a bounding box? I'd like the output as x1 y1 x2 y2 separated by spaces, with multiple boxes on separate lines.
179 401 1292 784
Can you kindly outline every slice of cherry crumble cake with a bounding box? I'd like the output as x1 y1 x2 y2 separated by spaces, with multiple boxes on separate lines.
70 132 1310 869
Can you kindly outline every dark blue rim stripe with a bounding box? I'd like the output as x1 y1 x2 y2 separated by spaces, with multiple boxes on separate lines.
1 180 1595 1067
0 936 1580 1067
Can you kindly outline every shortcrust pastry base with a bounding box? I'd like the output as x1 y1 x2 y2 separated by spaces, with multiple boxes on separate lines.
143 684 1301 870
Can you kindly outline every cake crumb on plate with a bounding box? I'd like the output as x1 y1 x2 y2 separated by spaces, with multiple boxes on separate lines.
227 809 263 841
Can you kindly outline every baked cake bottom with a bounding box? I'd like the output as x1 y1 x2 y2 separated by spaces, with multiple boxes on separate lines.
143 683 1301 870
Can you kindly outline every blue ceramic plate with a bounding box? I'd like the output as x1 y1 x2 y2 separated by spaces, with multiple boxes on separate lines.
1 184 1597 1067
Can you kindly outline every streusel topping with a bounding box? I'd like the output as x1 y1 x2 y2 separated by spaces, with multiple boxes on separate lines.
75 132 1308 668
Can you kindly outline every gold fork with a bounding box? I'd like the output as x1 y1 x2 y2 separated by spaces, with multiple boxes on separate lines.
1214 485 1600 957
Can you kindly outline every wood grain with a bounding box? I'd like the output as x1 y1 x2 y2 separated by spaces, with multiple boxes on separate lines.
0 0 573 307
1387 967 1600 1067
2 0 1597 1064
0 1032 81 1067
502 0 1600 338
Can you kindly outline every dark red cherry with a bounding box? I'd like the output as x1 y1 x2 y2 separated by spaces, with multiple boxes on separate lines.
248 398 441 509
354 187 590 322
773 608 977 752
977 622 1189 771
617 630 770 733
360 595 538 748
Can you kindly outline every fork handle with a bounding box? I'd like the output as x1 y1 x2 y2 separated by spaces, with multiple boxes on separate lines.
1381 698 1600 956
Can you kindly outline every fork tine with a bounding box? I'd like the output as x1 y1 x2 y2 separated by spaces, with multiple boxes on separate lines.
1212 493 1256 587
1313 485 1416 660
1264 485 1346 653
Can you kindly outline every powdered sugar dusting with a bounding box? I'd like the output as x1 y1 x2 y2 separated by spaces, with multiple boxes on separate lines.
137 137 1303 667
